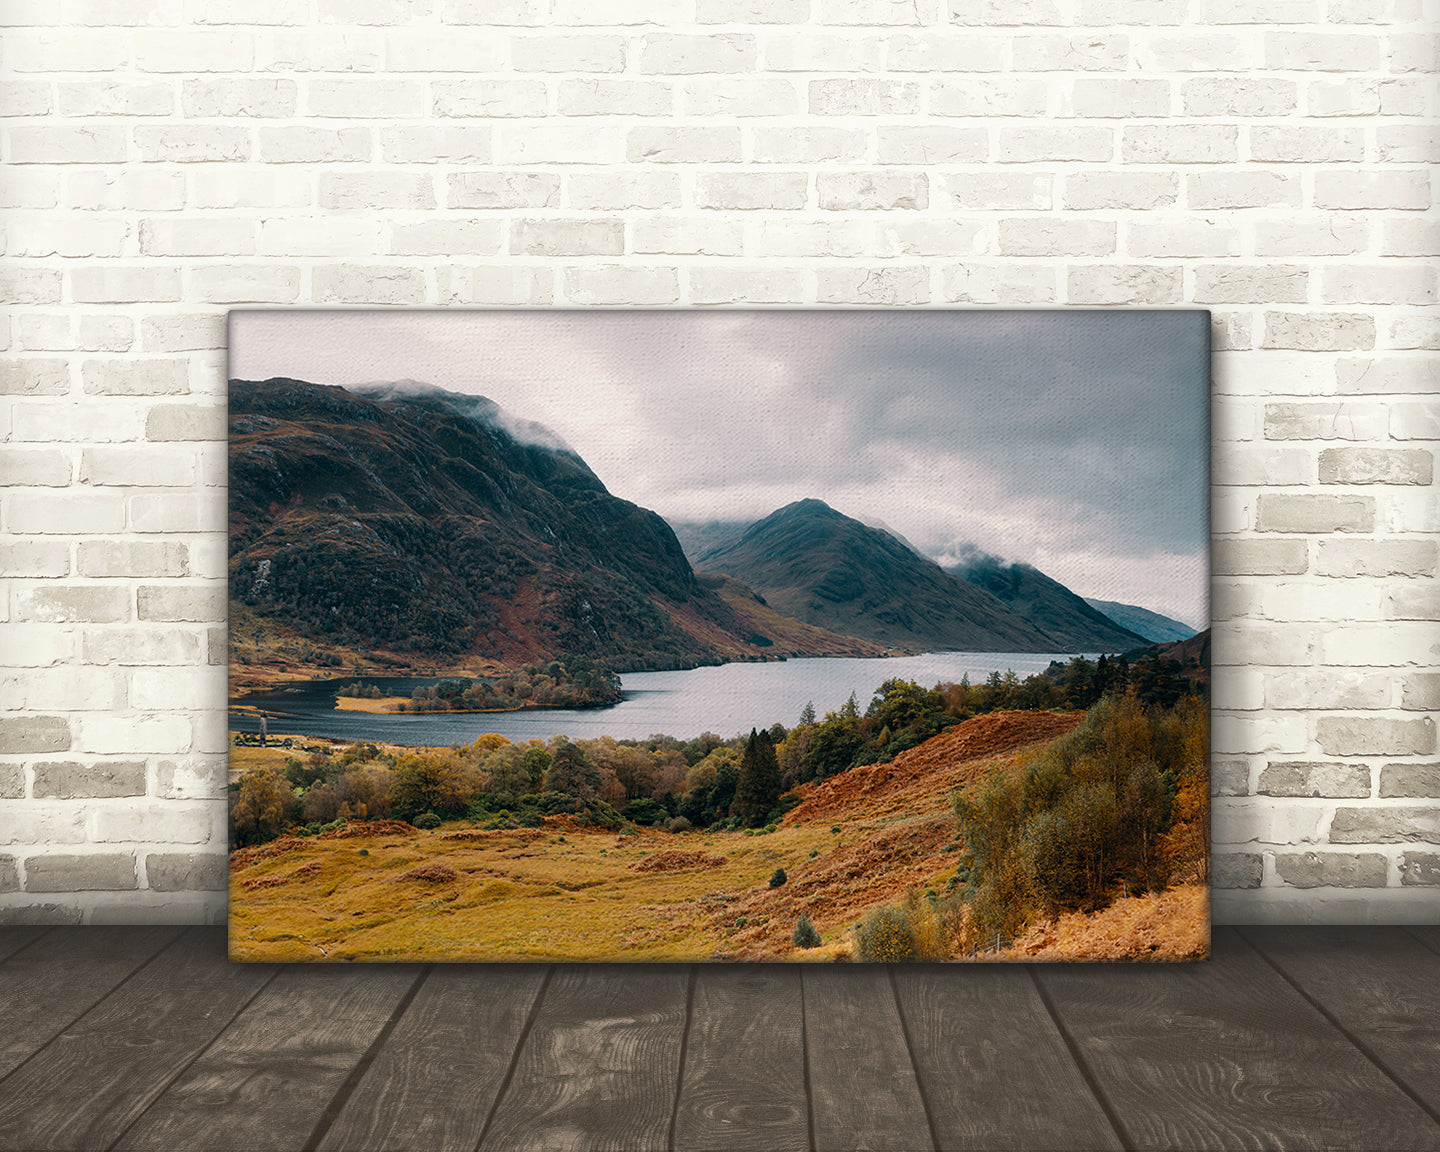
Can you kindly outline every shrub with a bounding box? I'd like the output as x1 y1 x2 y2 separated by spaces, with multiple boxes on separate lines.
768 867 787 888
855 904 918 962
667 816 692 833
792 916 821 949
413 811 442 830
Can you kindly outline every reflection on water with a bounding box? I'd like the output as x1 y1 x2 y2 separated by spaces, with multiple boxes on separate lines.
229 651 1090 747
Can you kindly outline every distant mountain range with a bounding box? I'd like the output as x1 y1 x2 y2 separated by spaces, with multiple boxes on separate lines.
1082 598 1197 644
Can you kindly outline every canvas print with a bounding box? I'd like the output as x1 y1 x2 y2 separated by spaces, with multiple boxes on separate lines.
226 310 1211 963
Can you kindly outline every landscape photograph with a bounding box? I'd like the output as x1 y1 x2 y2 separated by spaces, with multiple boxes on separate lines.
226 309 1211 964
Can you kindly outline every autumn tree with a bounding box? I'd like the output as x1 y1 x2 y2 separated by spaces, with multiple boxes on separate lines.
230 768 298 846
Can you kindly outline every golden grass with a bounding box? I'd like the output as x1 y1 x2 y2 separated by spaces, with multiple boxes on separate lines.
997 885 1210 962
333 696 411 713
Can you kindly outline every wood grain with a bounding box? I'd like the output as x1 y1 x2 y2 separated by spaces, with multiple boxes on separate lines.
478 964 690 1152
1243 925 1440 1129
1035 926 1440 1151
893 964 1122 1152
0 928 275 1152
0 926 51 964
112 962 423 1152
0 925 182 1080
313 965 548 1152
802 965 934 1152
672 965 809 1152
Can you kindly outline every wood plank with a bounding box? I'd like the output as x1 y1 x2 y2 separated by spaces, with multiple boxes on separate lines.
0 925 182 1080
112 963 424 1152
477 964 690 1152
1034 926 1440 1151
0 926 51 964
673 966 809 1152
803 965 934 1152
312 965 548 1152
893 964 1123 1152
1243 925 1440 1129
0 928 276 1152
1410 925 1440 958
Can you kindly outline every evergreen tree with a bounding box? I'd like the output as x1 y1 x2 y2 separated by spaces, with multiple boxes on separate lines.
546 739 602 804
734 728 782 827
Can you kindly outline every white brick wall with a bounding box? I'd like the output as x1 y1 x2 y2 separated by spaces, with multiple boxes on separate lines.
1 1 1435 926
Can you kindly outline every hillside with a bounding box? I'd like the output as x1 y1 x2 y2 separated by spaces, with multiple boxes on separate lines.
1084 598 1198 644
229 379 820 679
686 499 1057 653
943 552 1148 652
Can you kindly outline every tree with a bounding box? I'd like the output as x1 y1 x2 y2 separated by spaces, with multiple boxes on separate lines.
734 729 782 827
230 768 297 846
390 752 468 821
546 739 602 804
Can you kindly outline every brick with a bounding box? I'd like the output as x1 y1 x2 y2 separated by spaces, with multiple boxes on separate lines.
182 77 295 117
817 172 927 211
698 0 809 18
944 173 1052 210
1212 797 1324 841
319 173 435 211
94 803 212 845
32 761 146 799
7 125 126 165
1401 853 1440 887
639 33 755 74
564 267 678 307
0 359 69 397
1323 266 1436 307
557 79 672 117
146 852 226 892
25 854 136 892
1266 31 1382 71
697 173 808 210
0 268 62 305
1256 494 1373 533
73 713 191 756
1214 538 1307 575
1307 78 1382 117
257 127 371 164
951 0 1062 24
1331 806 1440 844
136 585 224 623
0 904 83 925
156 757 227 801
133 126 250 163
626 127 740 164
194 263 304 303
1275 852 1388 889
688 267 806 305
1182 77 1296 116
0 857 16 894
0 80 53 115
1012 34 1129 71
817 266 929 306
512 219 624 257
0 622 72 667
1320 448 1432 486
1269 670 1390 711
8 492 127 535
1378 125 1440 165
387 221 501 257
1382 219 1440 259
81 359 190 397
147 403 225 442
1322 625 1437 668
810 78 920 116
1212 852 1263 889
511 34 626 71
134 30 252 71
0 541 70 578
261 29 384 71
876 126 987 165
1213 623 1316 667
12 400 146 444
1063 172 1177 211
1213 760 1250 797
316 0 431 22
1195 266 1307 304
1255 217 1370 258
1123 124 1239 164
931 78 1047 115
1381 763 1440 798
632 218 744 256
432 79 546 118
79 444 192 486
1188 171 1299 210
447 172 560 210
312 266 426 305
998 126 1113 163
567 172 680 211
71 267 183 304
751 127 868 164
1068 266 1182 305
1260 582 1383 623
130 667 225 711
1401 675 1440 711
380 127 492 164
1067 78 1170 118
1265 401 1387 440
876 221 983 258
1251 126 1365 163
1318 716 1435 758
824 0 937 21
761 33 886 73
1389 315 1440 351
307 77 424 118
756 220 868 257
684 78 799 117
1318 539 1437 578
1258 761 1370 798
889 36 1008 74
1315 170 1431 211
82 628 203 665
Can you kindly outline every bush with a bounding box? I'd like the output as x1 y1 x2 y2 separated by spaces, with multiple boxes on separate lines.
666 816 692 833
792 915 821 949
855 904 918 962
413 811 442 830
768 867 787 888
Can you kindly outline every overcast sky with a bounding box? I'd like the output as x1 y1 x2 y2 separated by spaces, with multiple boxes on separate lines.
230 309 1210 628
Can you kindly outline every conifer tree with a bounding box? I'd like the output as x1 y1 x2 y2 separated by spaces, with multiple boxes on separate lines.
734 728 782 827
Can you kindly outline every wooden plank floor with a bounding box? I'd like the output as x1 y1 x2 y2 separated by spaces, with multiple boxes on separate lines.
0 927 1437 1152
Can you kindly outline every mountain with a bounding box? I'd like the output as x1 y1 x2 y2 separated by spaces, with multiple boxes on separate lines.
942 553 1149 652
684 499 1058 652
1083 598 1198 644
228 378 830 677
